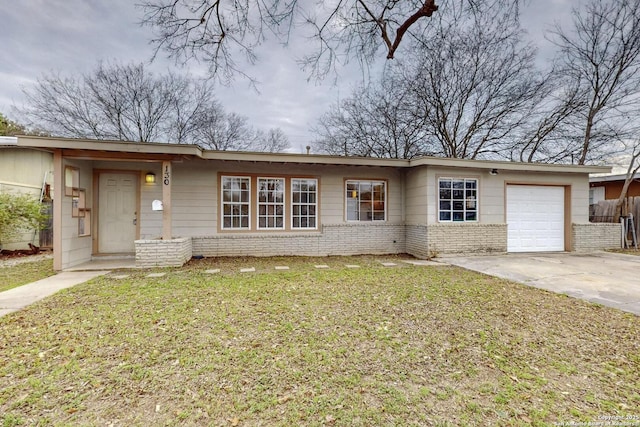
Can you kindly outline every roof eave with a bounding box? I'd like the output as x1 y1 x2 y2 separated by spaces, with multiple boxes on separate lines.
17 135 203 157
15 136 612 174
409 156 611 174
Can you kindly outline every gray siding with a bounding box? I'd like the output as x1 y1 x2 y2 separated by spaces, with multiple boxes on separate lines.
55 156 602 267
60 160 93 269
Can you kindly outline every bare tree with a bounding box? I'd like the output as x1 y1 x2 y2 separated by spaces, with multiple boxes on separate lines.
314 0 545 160
510 76 585 163
253 128 290 153
614 141 640 216
138 0 524 82
20 62 290 152
407 1 547 159
22 63 191 142
313 79 428 158
551 0 640 165
193 106 257 150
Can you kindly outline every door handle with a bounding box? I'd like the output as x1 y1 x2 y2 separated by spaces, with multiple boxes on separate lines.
133 218 137 225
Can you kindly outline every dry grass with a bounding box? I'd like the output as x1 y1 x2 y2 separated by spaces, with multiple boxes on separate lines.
608 248 640 256
0 255 638 426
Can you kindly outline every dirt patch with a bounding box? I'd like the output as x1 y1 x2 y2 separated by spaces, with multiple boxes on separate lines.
0 248 53 268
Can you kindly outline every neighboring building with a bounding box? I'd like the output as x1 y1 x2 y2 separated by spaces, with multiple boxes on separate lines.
589 173 640 202
0 136 53 250
16 136 618 271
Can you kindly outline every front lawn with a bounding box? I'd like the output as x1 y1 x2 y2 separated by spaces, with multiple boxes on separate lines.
0 258 55 293
0 256 638 426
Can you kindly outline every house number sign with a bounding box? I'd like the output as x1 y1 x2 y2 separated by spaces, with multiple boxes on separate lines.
163 165 170 186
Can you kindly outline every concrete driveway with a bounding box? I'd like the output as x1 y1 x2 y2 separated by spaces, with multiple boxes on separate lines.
444 252 640 316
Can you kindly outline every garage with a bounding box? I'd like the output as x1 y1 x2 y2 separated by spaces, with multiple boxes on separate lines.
506 185 565 252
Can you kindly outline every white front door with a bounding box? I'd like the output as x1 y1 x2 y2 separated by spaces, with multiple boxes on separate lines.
507 185 565 252
99 172 138 253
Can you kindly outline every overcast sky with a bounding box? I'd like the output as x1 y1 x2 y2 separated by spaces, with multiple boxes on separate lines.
0 0 573 152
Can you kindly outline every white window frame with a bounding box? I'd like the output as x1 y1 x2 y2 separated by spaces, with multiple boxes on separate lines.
291 178 318 230
438 177 478 222
345 180 387 222
221 176 251 230
257 177 285 230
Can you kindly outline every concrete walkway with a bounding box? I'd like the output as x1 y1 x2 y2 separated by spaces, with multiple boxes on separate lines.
444 252 640 316
0 271 109 318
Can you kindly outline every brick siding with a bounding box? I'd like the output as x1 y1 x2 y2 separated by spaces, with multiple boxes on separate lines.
426 223 507 255
135 237 193 268
134 222 618 267
405 225 429 259
192 224 406 258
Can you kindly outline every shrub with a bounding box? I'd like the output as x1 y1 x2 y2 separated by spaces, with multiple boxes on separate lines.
0 192 49 247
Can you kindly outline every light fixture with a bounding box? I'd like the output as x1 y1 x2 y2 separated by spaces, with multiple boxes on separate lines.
351 190 358 198
489 168 499 176
145 172 156 184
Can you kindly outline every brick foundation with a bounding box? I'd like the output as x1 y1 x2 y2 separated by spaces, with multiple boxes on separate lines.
427 223 507 255
192 224 406 258
572 223 621 252
406 225 429 258
132 222 618 266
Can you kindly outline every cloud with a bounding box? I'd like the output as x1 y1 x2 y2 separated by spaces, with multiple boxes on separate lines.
0 0 572 146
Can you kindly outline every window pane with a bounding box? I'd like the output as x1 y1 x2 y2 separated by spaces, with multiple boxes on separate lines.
346 180 385 222
438 178 478 223
292 178 318 229
258 178 284 229
222 177 250 229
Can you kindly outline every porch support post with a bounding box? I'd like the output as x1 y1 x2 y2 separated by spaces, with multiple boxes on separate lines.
162 160 172 240
52 150 63 271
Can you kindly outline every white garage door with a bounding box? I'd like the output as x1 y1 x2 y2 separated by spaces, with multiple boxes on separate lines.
507 185 565 252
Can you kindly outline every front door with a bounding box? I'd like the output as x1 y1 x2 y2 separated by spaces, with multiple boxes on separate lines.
98 172 138 253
